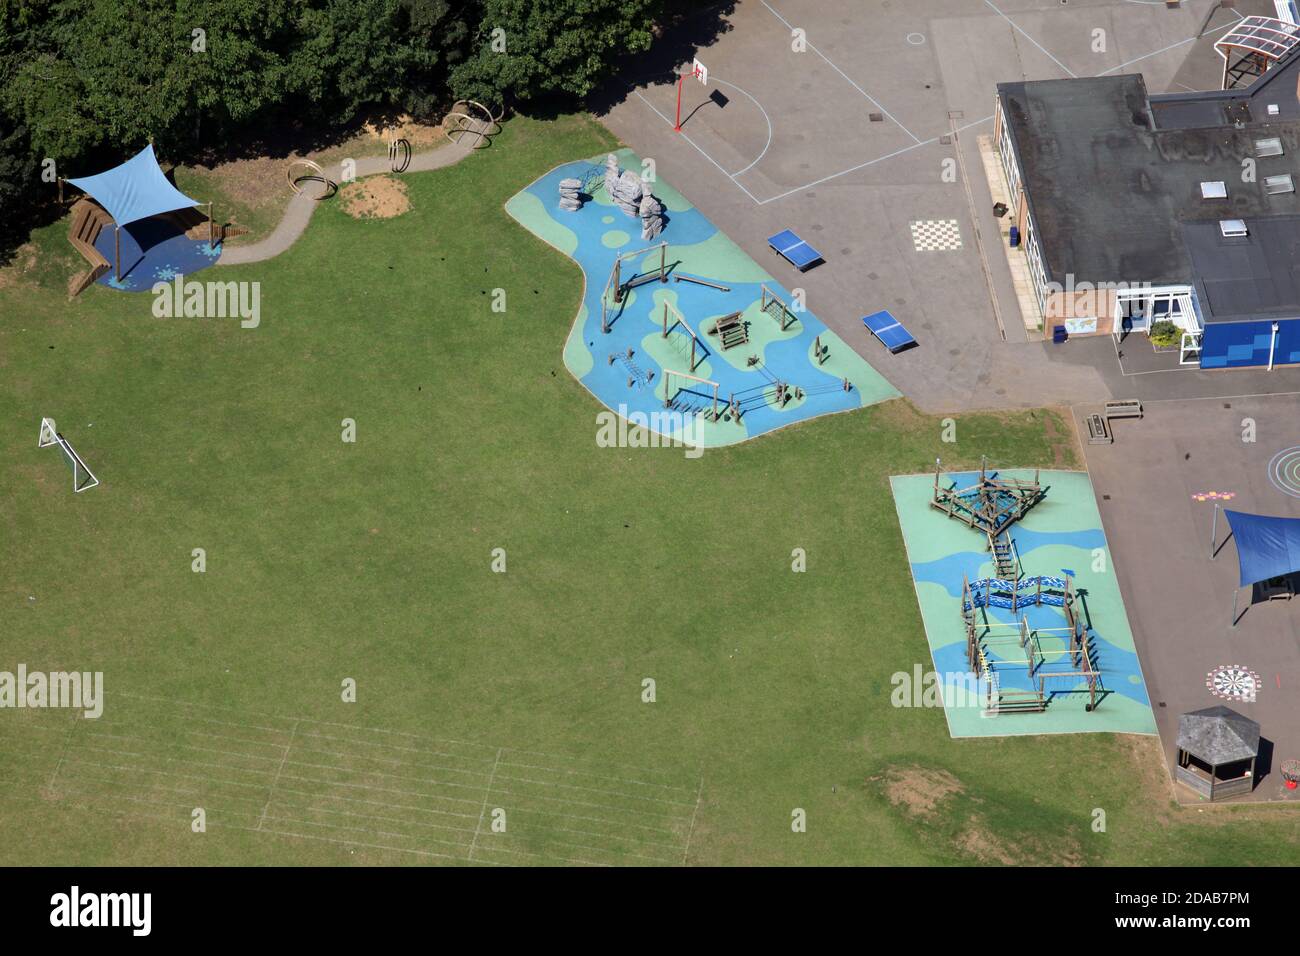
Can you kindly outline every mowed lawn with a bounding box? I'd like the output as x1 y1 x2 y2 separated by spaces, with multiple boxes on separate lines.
1 114 1297 866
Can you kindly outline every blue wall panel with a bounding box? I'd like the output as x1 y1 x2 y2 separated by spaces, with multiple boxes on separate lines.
1200 319 1300 369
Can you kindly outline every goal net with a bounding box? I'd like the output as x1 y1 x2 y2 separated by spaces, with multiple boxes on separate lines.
38 418 99 493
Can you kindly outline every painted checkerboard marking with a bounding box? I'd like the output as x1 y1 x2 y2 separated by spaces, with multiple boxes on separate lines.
910 219 962 252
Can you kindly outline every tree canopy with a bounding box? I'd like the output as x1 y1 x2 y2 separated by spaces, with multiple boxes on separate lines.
0 0 682 258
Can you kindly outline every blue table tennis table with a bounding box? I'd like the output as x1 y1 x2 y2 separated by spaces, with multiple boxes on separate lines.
767 229 824 271
862 310 916 353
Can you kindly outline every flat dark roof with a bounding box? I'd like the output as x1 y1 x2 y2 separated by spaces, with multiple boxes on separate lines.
999 43 1300 325
1185 216 1300 323
999 74 1300 292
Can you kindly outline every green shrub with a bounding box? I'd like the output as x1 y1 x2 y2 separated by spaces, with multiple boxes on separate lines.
1149 320 1181 347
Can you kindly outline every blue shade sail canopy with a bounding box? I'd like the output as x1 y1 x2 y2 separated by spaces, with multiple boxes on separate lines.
66 144 200 227
1225 509 1300 587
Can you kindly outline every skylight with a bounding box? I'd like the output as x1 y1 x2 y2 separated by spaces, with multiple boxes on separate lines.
1256 136 1284 157
1220 219 1249 237
1201 181 1228 199
1265 173 1296 194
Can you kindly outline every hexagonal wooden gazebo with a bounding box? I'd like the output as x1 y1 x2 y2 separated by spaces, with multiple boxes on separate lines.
1175 706 1259 801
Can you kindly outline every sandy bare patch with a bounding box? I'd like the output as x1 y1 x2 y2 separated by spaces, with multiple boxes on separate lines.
363 115 445 149
882 765 964 818
0 242 39 290
339 176 410 220
194 154 285 211
956 817 1022 865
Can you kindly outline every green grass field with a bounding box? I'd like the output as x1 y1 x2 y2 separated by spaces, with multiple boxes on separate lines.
2 113 1298 865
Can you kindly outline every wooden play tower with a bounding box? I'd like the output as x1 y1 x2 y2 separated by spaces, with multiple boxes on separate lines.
932 457 1101 715
930 457 1044 580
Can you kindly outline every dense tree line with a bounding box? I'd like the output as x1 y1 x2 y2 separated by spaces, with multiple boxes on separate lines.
0 0 670 256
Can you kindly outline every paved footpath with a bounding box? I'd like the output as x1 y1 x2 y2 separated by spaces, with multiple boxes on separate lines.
216 140 475 266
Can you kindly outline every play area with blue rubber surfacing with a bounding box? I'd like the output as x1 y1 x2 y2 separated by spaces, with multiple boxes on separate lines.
505 149 899 448
93 218 222 292
890 465 1157 739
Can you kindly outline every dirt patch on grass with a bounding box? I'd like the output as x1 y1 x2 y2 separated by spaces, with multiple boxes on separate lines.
339 176 410 220
363 115 446 150
0 243 39 290
881 765 964 818
195 155 285 212
955 817 1020 864
1043 405 1082 468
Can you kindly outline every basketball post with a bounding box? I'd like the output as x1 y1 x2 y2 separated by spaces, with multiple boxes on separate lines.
674 58 708 132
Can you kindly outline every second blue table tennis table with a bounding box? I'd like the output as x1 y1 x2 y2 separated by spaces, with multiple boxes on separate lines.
862 310 916 353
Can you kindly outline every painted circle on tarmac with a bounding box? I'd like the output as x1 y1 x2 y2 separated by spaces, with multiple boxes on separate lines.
906 33 926 46
1268 446 1300 498
1206 665 1261 703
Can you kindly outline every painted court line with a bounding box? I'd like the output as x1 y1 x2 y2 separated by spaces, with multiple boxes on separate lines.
14 698 696 865
496 756 696 794
754 117 994 205
0 774 498 866
759 0 922 142
257 718 298 830
506 803 684 838
1098 11 1244 75
468 747 503 862
633 89 763 204
674 2 1228 205
683 775 704 866
983 0 1077 78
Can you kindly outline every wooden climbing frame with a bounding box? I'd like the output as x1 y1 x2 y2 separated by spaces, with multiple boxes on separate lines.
601 242 669 333
760 284 797 331
711 310 748 350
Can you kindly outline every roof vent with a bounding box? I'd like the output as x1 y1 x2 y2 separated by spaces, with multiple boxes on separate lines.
1265 173 1296 194
1201 181 1228 199
1256 136 1284 157
1220 219 1249 238
1268 104 1281 116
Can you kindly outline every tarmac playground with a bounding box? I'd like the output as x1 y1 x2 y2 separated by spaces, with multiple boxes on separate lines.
506 148 899 448
891 468 1157 739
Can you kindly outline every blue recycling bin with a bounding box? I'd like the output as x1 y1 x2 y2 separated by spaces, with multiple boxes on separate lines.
1052 325 1068 344
1009 225 1021 247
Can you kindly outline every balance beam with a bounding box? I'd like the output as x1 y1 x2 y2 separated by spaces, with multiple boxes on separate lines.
673 274 730 292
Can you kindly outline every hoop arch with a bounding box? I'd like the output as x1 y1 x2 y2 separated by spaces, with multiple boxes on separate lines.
286 159 338 200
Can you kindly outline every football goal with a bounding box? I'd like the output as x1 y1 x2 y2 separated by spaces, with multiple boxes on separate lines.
38 418 99 492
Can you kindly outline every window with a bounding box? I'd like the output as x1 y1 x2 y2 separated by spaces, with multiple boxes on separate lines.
1265 173 1295 194
1220 219 1249 237
1255 136 1284 157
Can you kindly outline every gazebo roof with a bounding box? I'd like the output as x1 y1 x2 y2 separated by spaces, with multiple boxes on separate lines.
66 144 200 228
1176 706 1260 765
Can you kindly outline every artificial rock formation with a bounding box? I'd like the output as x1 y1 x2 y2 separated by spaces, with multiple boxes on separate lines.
603 154 665 239
558 177 583 211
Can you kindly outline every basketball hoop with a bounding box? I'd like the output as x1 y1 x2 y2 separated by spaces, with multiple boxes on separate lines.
674 58 708 132
1283 759 1300 790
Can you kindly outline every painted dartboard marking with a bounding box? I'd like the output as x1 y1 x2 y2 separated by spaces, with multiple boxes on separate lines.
1206 664 1261 703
